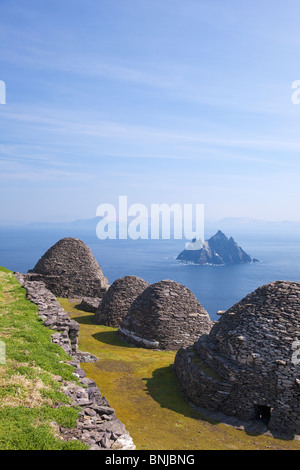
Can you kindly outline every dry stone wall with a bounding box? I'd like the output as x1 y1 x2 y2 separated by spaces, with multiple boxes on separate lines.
14 272 135 450
78 297 102 313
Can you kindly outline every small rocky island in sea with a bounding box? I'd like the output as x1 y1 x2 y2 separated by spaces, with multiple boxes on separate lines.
177 230 258 265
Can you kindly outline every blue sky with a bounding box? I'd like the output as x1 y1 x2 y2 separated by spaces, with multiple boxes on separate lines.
0 0 300 223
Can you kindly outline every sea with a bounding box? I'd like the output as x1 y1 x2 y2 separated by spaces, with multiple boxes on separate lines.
0 222 299 321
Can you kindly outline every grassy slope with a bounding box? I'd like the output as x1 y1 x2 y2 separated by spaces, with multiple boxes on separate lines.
60 299 300 451
0 267 88 450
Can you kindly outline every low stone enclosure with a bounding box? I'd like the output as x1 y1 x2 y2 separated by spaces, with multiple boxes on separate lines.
26 237 109 299
94 276 150 327
118 280 213 350
174 281 300 438
78 297 102 313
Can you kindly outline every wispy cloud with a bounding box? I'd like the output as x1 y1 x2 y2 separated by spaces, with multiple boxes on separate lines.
0 0 300 222
0 160 93 182
2 107 300 161
0 18 296 117
0 142 94 182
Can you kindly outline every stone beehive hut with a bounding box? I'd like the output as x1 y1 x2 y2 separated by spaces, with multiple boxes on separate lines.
174 281 300 437
27 237 109 298
94 275 150 327
118 280 213 350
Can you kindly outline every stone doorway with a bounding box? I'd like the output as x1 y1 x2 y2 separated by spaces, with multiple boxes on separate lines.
255 405 272 425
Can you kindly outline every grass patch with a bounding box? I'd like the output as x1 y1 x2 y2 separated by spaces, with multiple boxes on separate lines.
0 267 88 450
0 406 85 450
60 297 300 451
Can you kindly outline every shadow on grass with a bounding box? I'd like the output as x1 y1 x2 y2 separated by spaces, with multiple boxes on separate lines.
144 367 286 439
143 365 212 422
71 314 95 325
74 304 86 311
73 304 100 314
71 312 134 348
92 330 135 348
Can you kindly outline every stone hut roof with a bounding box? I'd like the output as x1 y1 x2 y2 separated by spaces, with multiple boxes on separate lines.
31 238 103 279
118 280 213 350
206 281 300 366
27 237 109 298
174 281 300 437
94 275 150 327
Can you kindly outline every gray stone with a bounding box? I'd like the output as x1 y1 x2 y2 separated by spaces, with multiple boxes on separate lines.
118 279 213 350
78 297 102 313
25 237 109 298
174 280 300 438
94 275 149 327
